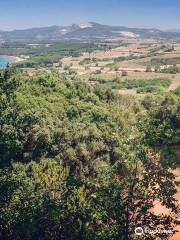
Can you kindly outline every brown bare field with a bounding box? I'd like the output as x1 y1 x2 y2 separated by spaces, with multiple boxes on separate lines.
172 167 180 240
168 75 180 90
111 52 180 69
174 44 180 53
78 43 149 59
61 43 157 64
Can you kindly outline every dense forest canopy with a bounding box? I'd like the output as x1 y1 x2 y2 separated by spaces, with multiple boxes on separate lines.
0 41 117 68
0 67 179 239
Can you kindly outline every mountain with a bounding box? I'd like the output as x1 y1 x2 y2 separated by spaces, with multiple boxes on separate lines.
167 29 180 33
0 22 180 42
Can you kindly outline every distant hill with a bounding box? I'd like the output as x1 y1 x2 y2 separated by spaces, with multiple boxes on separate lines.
1 22 180 42
167 29 180 33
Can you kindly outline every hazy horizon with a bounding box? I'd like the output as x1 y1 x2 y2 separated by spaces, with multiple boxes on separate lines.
0 0 180 31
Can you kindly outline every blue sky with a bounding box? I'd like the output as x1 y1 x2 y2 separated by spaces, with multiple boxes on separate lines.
0 0 180 30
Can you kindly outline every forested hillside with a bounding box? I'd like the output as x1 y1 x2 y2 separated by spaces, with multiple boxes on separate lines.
0 67 179 239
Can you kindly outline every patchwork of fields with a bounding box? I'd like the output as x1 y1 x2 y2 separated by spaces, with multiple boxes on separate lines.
59 42 180 92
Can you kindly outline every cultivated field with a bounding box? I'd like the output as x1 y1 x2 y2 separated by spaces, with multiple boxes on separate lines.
60 42 180 93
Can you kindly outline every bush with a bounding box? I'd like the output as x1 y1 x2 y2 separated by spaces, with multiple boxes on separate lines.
121 70 128 76
146 65 152 72
160 65 179 74
95 70 101 74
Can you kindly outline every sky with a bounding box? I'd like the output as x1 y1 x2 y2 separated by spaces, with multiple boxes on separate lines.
0 0 180 31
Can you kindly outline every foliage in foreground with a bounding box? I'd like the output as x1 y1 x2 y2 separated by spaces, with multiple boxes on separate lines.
0 67 179 239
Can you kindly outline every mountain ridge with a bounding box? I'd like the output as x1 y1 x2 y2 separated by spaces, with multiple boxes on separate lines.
0 22 180 42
